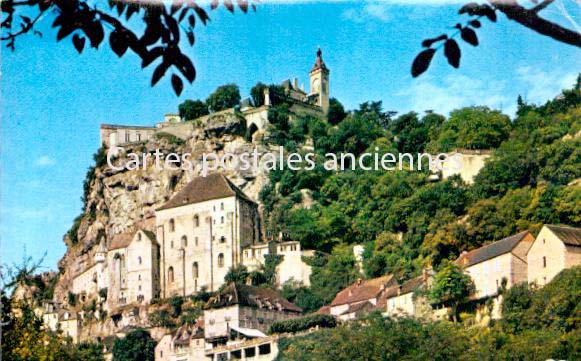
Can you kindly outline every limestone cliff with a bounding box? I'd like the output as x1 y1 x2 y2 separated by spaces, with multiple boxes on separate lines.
53 119 272 305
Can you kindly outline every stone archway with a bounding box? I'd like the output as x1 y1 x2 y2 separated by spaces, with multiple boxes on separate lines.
245 123 259 142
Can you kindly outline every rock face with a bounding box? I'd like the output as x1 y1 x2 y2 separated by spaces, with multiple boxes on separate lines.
53 125 273 305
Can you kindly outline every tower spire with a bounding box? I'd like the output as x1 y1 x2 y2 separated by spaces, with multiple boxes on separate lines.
311 47 328 73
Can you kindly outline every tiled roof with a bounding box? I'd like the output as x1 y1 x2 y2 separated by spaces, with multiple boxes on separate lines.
456 231 532 268
384 276 426 300
205 283 302 313
340 301 374 315
315 305 331 315
109 232 134 250
158 173 255 211
546 224 581 246
330 275 396 307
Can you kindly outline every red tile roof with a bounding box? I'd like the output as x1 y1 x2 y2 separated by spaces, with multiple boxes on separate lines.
330 275 396 307
158 173 255 211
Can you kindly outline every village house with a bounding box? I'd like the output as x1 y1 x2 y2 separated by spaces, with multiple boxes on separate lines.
204 334 280 361
527 224 581 286
156 173 262 297
457 231 534 300
383 270 432 319
203 283 302 342
155 323 205 361
328 274 397 321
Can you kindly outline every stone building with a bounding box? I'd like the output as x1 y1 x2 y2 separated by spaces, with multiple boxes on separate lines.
274 241 313 287
156 174 261 297
155 323 205 361
457 231 534 300
72 240 108 300
439 149 491 184
383 271 432 319
99 49 331 147
100 124 157 148
329 275 397 321
527 224 581 286
107 229 160 308
203 283 302 341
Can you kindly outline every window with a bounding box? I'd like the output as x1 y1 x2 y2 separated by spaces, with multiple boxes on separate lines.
192 262 199 278
138 274 141 281
542 238 545 244
218 253 225 268
181 235 187 248
138 256 142 265
125 133 130 142
170 240 174 249
137 233 142 241
221 202 224 210
169 219 175 232
137 132 141 141
543 256 547 268
221 216 224 224
194 215 199 227
195 236 199 246
220 236 226 243
168 267 174 283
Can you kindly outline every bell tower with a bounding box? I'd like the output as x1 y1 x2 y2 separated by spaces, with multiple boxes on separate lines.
309 48 330 114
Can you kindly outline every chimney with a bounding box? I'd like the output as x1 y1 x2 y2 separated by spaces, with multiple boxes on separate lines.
293 77 299 89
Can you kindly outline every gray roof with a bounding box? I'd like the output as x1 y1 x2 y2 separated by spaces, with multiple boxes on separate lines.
546 225 581 246
457 231 532 268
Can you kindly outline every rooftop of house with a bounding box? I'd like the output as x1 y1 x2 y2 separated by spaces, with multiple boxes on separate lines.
546 224 581 247
456 231 532 268
382 275 427 300
108 229 156 251
330 274 397 307
173 322 204 346
158 173 255 211
205 283 302 313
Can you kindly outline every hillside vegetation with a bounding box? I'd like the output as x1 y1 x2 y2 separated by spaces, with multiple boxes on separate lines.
261 78 580 310
276 267 581 361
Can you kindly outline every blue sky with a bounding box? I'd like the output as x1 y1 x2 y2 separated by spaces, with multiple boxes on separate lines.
1 1 579 271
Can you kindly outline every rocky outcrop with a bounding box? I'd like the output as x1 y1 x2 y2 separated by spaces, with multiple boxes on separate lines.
53 124 273 305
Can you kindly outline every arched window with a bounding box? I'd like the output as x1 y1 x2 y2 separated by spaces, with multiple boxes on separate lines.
138 256 142 265
192 262 199 279
217 253 225 268
195 236 199 246
220 236 226 244
169 219 175 232
138 274 141 281
221 216 224 224
168 267 174 283
137 232 142 241
181 235 187 248
221 202 224 210
194 215 199 228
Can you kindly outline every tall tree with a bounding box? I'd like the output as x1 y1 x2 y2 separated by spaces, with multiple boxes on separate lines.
178 99 208 121
112 329 156 361
427 261 475 322
206 84 241 112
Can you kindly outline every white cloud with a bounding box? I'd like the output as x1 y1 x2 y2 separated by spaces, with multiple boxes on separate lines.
35 155 55 167
398 74 512 116
516 66 577 105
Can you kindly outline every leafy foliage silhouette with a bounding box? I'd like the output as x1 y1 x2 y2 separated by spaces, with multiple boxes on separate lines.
1 0 257 95
412 1 581 77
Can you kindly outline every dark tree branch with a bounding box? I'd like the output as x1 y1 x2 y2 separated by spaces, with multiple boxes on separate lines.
490 0 581 47
532 0 555 13
0 9 46 41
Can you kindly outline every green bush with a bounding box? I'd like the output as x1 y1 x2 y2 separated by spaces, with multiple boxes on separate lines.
268 314 337 334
